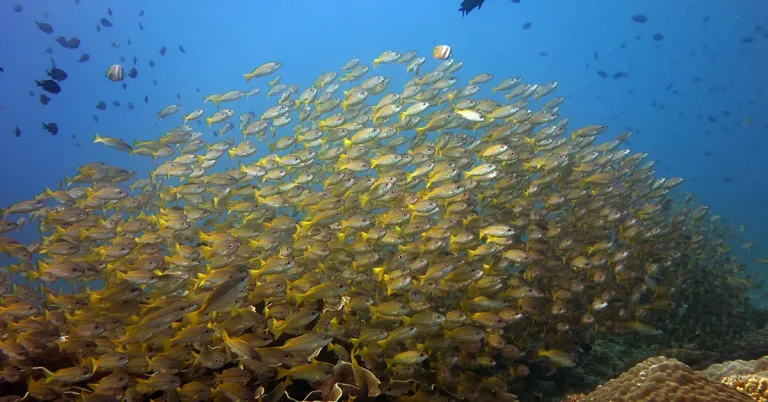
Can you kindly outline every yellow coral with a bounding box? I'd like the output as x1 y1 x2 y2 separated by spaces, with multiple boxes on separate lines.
721 373 768 401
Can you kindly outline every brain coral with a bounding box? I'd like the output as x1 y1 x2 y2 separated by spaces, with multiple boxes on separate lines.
702 357 768 381
583 356 753 401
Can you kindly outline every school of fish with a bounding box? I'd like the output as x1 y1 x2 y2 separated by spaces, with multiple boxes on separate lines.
0 48 752 401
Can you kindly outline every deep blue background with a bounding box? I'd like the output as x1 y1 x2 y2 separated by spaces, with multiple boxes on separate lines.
0 0 766 294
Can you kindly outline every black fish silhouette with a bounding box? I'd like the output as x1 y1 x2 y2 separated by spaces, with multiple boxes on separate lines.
36 79 61 94
42 122 58 135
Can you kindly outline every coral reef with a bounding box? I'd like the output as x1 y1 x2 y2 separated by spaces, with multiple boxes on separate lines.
581 357 752 401
721 373 768 402
702 356 768 381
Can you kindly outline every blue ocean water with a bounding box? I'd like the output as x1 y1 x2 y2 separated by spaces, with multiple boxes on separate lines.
0 0 766 281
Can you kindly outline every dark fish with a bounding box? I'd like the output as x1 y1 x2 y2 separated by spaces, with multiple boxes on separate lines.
177 93 181 100
707 115 715 123
149 60 155 67
39 94 51 105
722 178 733 183
692 76 703 84
153 79 157 86
35 21 53 33
742 37 755 43
100 18 112 27
179 45 186 53
593 52 599 60
120 56 125 63
458 0 484 16
28 90 34 96
597 70 607 78
112 101 120 107
702 16 709 23
95 25 100 32
45 47 53 54
722 110 731 117
36 79 61 94
95 101 106 110
122 82 127 90
127 67 137 79
144 95 149 103
14 126 21 137
139 22 144 31
55 36 69 48
631 15 648 23
703 151 712 156
111 41 120 48
47 59 68 81
107 8 112 16
665 83 673 90
0 67 3 73
67 37 80 49
127 102 134 110
196 87 200 93
133 56 137 65
522 22 532 30
78 53 90 62
92 115 98 122
139 9 144 16
653 33 664 41
159 46 167 56
127 39 132 46
13 4 22 12
42 122 58 135
612 72 625 79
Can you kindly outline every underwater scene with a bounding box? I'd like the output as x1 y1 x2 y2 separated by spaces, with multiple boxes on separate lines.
1 0 767 401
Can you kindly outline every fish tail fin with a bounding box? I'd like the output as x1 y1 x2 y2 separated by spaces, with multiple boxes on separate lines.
276 367 290 380
243 73 253 82
32 366 54 377
271 327 283 341
186 312 201 327
372 267 384 281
